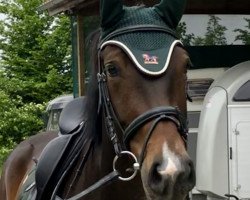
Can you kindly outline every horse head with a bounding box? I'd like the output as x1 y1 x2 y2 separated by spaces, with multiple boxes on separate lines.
98 0 195 199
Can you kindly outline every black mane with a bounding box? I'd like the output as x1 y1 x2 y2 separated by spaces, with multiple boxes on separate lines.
84 29 102 143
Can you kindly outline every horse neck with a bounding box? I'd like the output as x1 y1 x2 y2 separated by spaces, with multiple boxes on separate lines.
97 115 146 199
59 101 145 199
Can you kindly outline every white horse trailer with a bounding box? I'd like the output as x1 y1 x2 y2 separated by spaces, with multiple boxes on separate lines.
195 61 250 200
186 67 228 200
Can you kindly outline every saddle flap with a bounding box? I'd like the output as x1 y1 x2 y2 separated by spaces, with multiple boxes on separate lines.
35 134 72 197
35 120 91 200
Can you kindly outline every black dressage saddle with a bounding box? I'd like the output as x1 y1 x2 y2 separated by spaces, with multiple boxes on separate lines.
34 96 92 200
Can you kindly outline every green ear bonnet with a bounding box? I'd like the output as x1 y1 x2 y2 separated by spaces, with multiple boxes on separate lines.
100 0 186 76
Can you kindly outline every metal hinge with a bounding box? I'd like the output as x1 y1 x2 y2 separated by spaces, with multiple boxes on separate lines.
234 129 240 135
229 147 233 160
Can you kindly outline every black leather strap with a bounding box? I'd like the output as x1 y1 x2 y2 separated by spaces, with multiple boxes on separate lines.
138 115 166 166
64 171 119 200
97 72 123 155
124 106 187 148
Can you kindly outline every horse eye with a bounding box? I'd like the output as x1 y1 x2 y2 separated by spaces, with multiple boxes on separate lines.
105 64 119 77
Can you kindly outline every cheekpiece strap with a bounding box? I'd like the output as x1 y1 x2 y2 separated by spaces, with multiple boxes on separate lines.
97 72 123 155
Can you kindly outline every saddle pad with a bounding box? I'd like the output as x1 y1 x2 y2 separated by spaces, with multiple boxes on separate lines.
18 165 37 200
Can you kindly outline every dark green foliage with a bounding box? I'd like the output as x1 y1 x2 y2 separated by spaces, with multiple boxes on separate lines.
177 15 228 46
177 21 195 46
192 15 227 46
234 18 250 44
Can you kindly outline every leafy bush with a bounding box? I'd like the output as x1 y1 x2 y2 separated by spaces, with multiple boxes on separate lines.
0 90 46 166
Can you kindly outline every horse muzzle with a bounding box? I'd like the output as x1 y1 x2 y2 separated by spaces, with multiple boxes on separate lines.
143 154 195 200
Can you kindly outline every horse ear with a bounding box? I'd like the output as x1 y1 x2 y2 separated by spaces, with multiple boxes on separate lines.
154 0 186 29
100 0 124 28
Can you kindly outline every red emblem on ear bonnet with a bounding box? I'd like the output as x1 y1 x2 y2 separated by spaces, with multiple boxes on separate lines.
143 54 159 65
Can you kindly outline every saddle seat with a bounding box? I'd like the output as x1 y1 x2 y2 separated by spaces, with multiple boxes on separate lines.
59 96 86 135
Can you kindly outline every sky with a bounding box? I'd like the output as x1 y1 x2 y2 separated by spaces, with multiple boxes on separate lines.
181 14 250 45
0 13 249 45
0 13 5 19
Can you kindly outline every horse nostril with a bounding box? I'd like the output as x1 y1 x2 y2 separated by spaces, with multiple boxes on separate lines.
186 159 195 184
187 160 196 186
148 162 168 195
176 159 196 191
150 163 162 184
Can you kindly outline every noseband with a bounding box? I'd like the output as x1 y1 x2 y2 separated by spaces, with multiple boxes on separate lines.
124 106 188 164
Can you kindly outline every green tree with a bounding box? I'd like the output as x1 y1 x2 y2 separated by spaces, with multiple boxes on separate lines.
177 21 195 46
0 0 72 165
0 0 72 104
0 86 45 146
0 76 46 165
234 18 250 44
193 15 227 45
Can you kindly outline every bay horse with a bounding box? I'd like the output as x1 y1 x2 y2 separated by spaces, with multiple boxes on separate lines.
0 0 195 199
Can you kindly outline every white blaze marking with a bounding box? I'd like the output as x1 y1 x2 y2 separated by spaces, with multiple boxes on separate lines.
157 142 182 179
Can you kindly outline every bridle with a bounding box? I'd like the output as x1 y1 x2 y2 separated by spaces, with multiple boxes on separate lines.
97 25 188 159
58 27 188 200
97 71 188 164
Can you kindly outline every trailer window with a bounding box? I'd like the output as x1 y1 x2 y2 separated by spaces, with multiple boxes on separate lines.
233 80 250 101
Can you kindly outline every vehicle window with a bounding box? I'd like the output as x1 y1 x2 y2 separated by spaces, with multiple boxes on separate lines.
233 80 250 101
46 109 62 131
